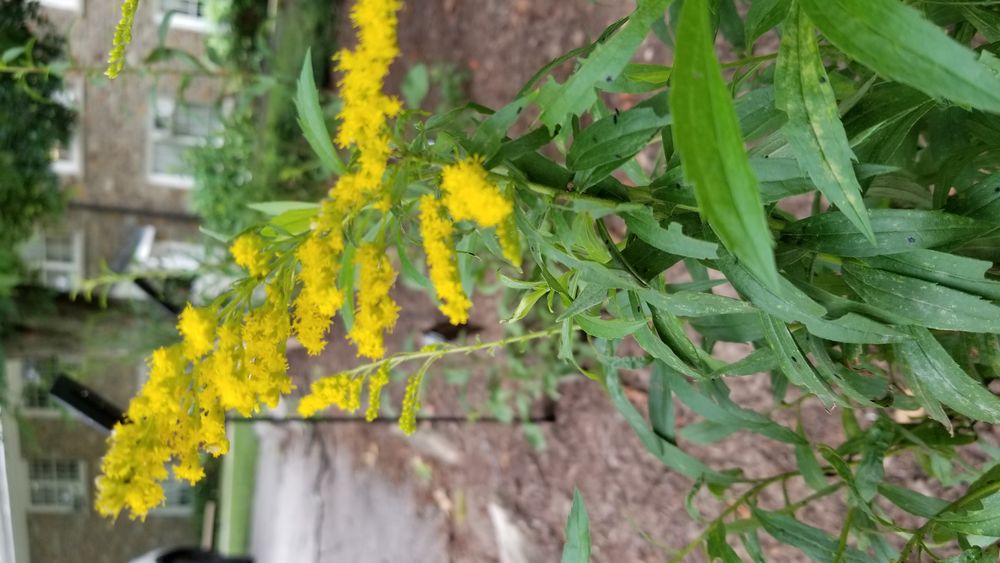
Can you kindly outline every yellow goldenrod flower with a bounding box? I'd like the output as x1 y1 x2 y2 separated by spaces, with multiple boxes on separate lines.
298 373 364 416
399 371 424 436
106 0 140 79
177 303 215 360
204 322 256 416
348 243 400 359
365 364 390 421
497 216 522 268
293 225 345 355
419 195 471 324
440 156 513 228
230 233 270 278
242 291 293 409
332 0 403 210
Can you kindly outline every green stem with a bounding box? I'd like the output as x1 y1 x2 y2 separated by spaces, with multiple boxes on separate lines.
331 327 563 379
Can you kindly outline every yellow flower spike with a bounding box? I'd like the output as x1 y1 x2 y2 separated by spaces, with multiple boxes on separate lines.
293 229 345 355
348 243 400 359
366 364 390 422
497 216 522 268
230 233 270 278
399 371 424 436
419 195 472 325
106 0 140 79
177 303 215 360
440 156 513 228
241 292 293 409
298 373 364 416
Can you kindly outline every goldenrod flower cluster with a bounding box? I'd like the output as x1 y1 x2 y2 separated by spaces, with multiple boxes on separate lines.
105 0 140 79
97 294 294 519
399 371 424 436
417 157 520 322
333 0 404 209
230 233 270 278
348 243 400 359
97 0 529 522
365 364 390 421
420 195 473 324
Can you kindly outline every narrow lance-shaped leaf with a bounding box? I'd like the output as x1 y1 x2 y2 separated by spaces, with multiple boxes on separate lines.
897 327 1000 425
560 489 591 563
799 0 1000 113
775 3 874 243
538 0 672 131
671 0 779 289
295 49 347 176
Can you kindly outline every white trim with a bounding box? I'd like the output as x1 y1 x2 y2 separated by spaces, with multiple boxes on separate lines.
51 81 84 177
0 362 32 563
38 0 82 12
147 97 218 189
20 229 85 292
155 0 217 34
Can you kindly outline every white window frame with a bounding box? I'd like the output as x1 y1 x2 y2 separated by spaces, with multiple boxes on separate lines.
155 0 216 34
51 81 84 177
26 459 87 513
17 356 81 418
38 0 82 13
147 97 215 189
19 229 85 292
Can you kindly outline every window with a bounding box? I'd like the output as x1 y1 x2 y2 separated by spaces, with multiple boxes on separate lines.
28 460 86 512
152 475 194 516
157 0 214 33
18 356 77 415
51 83 83 176
18 229 84 292
38 0 82 12
148 98 218 188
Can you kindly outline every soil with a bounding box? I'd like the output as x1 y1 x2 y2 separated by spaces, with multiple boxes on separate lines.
247 2 996 562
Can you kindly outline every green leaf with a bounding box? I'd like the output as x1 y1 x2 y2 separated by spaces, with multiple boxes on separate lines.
897 327 1000 424
775 4 874 243
863 250 1000 301
799 0 1000 113
745 0 790 47
401 63 430 109
938 494 1000 537
623 63 671 85
558 285 609 321
575 314 647 340
707 523 741 563
567 106 670 171
940 546 1000 563
539 0 673 131
664 369 805 445
506 287 549 323
670 0 778 288
606 370 736 484
761 313 839 406
796 443 829 492
877 483 949 518
786 209 989 257
623 210 718 260
753 508 870 563
844 263 1000 333
648 362 675 442
470 95 533 159
856 418 893 502
247 201 320 216
295 50 346 176
561 489 591 563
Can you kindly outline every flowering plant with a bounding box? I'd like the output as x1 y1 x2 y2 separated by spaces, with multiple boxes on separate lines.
100 0 1000 560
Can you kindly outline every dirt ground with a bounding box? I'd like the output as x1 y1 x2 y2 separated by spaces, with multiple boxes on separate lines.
248 2 989 562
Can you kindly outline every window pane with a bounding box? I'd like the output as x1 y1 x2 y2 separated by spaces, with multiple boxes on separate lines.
161 0 205 18
44 233 75 263
152 140 190 175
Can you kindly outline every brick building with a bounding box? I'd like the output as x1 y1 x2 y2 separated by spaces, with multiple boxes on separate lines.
2 1 229 561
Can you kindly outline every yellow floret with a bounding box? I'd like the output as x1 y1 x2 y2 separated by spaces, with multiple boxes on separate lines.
419 195 472 325
177 303 215 360
348 243 400 359
230 233 270 278
440 156 513 228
